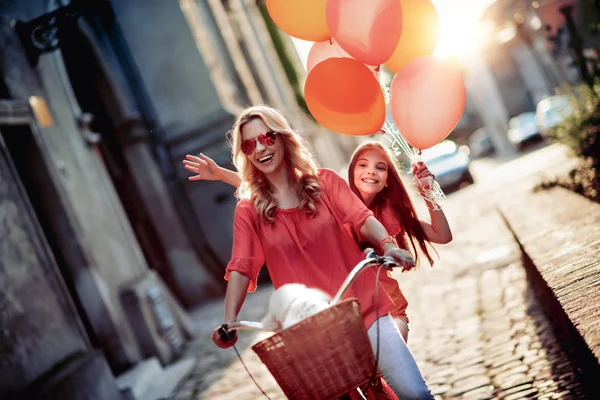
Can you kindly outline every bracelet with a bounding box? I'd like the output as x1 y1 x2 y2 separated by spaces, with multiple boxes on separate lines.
378 235 398 253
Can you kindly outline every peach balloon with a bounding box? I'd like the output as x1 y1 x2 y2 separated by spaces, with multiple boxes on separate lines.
390 57 466 150
266 0 330 42
385 0 440 73
306 40 380 78
305 58 386 136
326 0 403 66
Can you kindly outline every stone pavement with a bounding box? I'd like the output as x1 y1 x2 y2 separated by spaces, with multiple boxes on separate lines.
401 200 586 400
170 144 589 400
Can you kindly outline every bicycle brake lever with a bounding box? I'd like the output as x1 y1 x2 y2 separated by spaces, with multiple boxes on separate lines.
364 248 398 268
381 256 400 269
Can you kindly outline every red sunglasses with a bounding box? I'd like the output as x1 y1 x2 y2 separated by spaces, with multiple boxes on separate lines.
241 131 278 155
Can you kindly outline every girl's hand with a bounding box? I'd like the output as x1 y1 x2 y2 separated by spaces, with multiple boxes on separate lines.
183 153 220 181
212 324 238 349
384 247 416 272
412 161 435 190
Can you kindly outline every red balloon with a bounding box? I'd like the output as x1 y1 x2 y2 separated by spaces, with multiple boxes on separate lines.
305 58 386 136
326 0 403 66
306 40 380 79
390 57 466 150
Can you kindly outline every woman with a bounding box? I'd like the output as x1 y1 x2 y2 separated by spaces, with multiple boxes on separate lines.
197 105 432 399
184 144 452 343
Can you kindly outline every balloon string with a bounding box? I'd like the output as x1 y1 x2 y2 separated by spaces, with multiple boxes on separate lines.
380 117 445 210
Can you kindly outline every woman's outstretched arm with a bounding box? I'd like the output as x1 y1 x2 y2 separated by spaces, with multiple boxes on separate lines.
183 153 242 188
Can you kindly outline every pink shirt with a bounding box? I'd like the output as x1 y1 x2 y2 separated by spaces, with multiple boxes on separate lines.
348 200 410 322
225 169 393 329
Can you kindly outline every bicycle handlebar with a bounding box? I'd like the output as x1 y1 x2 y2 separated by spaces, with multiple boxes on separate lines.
329 248 398 305
218 248 399 342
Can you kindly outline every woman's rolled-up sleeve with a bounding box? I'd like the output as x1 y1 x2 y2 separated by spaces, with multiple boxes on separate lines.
224 200 265 292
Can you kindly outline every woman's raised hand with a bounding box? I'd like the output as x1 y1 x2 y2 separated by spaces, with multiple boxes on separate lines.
183 153 220 181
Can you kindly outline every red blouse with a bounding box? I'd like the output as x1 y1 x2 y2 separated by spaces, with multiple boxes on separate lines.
225 169 393 329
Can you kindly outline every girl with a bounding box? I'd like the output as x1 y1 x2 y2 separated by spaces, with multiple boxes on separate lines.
347 142 452 341
199 105 432 399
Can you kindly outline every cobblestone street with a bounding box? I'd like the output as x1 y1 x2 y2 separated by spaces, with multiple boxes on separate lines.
172 145 589 400
400 201 586 399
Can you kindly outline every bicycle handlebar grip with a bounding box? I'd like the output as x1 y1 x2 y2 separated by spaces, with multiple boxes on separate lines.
218 323 237 343
364 247 400 269
363 248 378 260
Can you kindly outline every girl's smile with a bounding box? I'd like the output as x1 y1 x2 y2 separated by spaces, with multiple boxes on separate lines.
353 149 389 206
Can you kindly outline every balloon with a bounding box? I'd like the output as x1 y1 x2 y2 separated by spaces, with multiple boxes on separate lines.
390 57 466 150
385 0 440 73
266 0 330 42
326 0 402 66
306 40 380 79
305 58 386 136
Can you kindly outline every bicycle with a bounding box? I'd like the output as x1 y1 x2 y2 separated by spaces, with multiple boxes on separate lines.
218 249 401 400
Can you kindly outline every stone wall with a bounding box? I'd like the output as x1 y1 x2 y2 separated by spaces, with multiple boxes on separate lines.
0 130 88 393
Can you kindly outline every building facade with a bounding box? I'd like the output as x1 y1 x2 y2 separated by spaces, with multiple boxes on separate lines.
1 0 354 397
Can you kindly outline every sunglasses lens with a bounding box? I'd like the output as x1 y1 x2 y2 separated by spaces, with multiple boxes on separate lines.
241 139 255 155
260 132 277 146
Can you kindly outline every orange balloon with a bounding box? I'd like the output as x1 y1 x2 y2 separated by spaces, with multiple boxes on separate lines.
385 0 440 73
326 0 403 66
305 58 386 136
266 0 330 41
306 40 380 79
390 57 466 150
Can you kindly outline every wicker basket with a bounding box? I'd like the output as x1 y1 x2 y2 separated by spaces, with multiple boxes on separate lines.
252 299 378 400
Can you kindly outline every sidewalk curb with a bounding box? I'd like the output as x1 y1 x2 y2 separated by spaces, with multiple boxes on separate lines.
496 187 600 399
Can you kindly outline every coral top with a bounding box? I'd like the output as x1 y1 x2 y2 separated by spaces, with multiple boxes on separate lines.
225 169 393 329
352 200 410 322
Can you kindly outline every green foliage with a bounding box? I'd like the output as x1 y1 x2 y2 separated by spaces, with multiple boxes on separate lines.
257 3 313 119
551 84 600 170
543 84 600 202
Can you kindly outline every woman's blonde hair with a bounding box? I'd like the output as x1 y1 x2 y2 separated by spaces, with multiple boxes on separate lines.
230 105 321 223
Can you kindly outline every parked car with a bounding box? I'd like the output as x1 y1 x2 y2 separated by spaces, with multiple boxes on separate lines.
421 140 474 192
535 95 572 137
508 112 543 150
468 127 495 158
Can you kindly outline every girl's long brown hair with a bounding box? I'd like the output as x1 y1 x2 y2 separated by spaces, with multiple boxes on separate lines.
348 142 435 266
